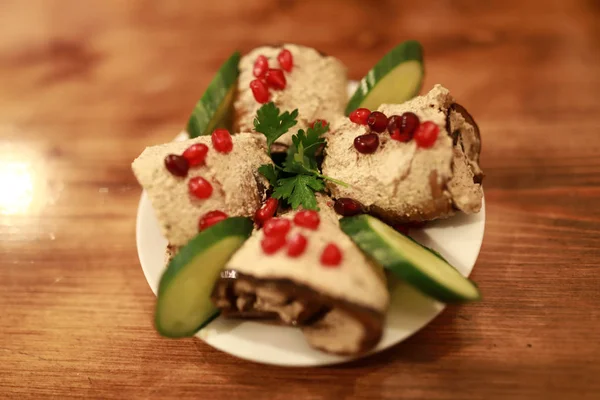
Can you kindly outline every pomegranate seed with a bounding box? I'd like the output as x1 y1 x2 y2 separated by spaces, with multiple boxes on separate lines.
250 79 270 103
253 55 269 78
211 128 233 153
354 133 379 154
388 113 420 142
198 210 228 231
414 121 440 148
293 210 320 230
400 112 420 138
277 49 293 72
287 233 308 257
387 115 405 142
164 154 189 177
255 198 278 225
265 68 287 90
334 198 364 216
188 176 213 199
261 235 287 255
321 243 342 267
263 218 291 237
309 119 328 130
367 111 388 133
182 143 209 167
349 108 371 125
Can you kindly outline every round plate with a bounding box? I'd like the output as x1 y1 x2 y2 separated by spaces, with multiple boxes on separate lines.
135 82 486 367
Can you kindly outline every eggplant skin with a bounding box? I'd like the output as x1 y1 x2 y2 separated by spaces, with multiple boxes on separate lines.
449 103 483 185
451 103 481 153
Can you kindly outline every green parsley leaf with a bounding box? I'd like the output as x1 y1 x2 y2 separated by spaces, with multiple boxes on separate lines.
258 164 279 186
283 141 314 175
253 102 298 151
272 175 325 210
291 121 328 159
252 107 345 211
283 121 329 174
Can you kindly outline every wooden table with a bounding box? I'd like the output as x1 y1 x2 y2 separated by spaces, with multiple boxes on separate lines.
1 0 599 398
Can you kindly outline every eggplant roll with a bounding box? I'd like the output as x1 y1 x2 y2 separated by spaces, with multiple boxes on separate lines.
211 195 389 355
322 85 483 224
132 133 271 247
234 44 348 148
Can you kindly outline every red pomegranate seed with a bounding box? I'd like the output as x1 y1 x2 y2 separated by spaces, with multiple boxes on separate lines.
349 108 371 125
309 119 328 130
164 154 189 177
188 176 213 199
334 198 364 216
414 121 440 148
388 113 420 142
253 55 269 78
387 115 400 140
400 112 420 137
198 210 228 231
265 68 287 90
367 111 388 133
287 233 308 257
293 210 320 230
261 235 287 255
263 218 291 237
182 143 209 167
354 133 379 154
277 49 293 72
250 79 270 103
321 243 342 267
211 128 233 153
255 198 278 225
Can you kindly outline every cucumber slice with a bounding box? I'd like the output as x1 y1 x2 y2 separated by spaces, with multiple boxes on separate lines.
155 217 253 337
340 215 480 303
345 40 424 115
187 52 241 138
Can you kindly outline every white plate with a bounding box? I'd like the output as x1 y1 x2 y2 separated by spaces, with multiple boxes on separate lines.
135 82 486 367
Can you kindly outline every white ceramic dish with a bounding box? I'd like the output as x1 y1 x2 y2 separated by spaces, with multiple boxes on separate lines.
135 82 486 367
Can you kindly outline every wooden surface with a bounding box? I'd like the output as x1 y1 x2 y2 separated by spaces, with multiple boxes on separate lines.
1 0 599 398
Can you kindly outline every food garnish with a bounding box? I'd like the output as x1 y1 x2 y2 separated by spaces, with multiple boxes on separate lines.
155 217 253 337
320 243 342 267
345 40 423 114
293 209 320 230
164 154 190 177
353 133 380 154
254 102 347 210
187 52 241 138
254 197 279 225
341 214 481 302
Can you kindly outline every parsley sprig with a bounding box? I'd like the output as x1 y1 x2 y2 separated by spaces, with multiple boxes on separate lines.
253 102 298 153
254 102 347 210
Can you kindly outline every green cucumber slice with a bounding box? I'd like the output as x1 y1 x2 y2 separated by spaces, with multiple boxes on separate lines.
155 217 253 337
345 40 424 115
187 51 241 138
340 215 480 303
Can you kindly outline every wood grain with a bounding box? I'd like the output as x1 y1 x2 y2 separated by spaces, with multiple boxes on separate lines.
1 0 599 398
